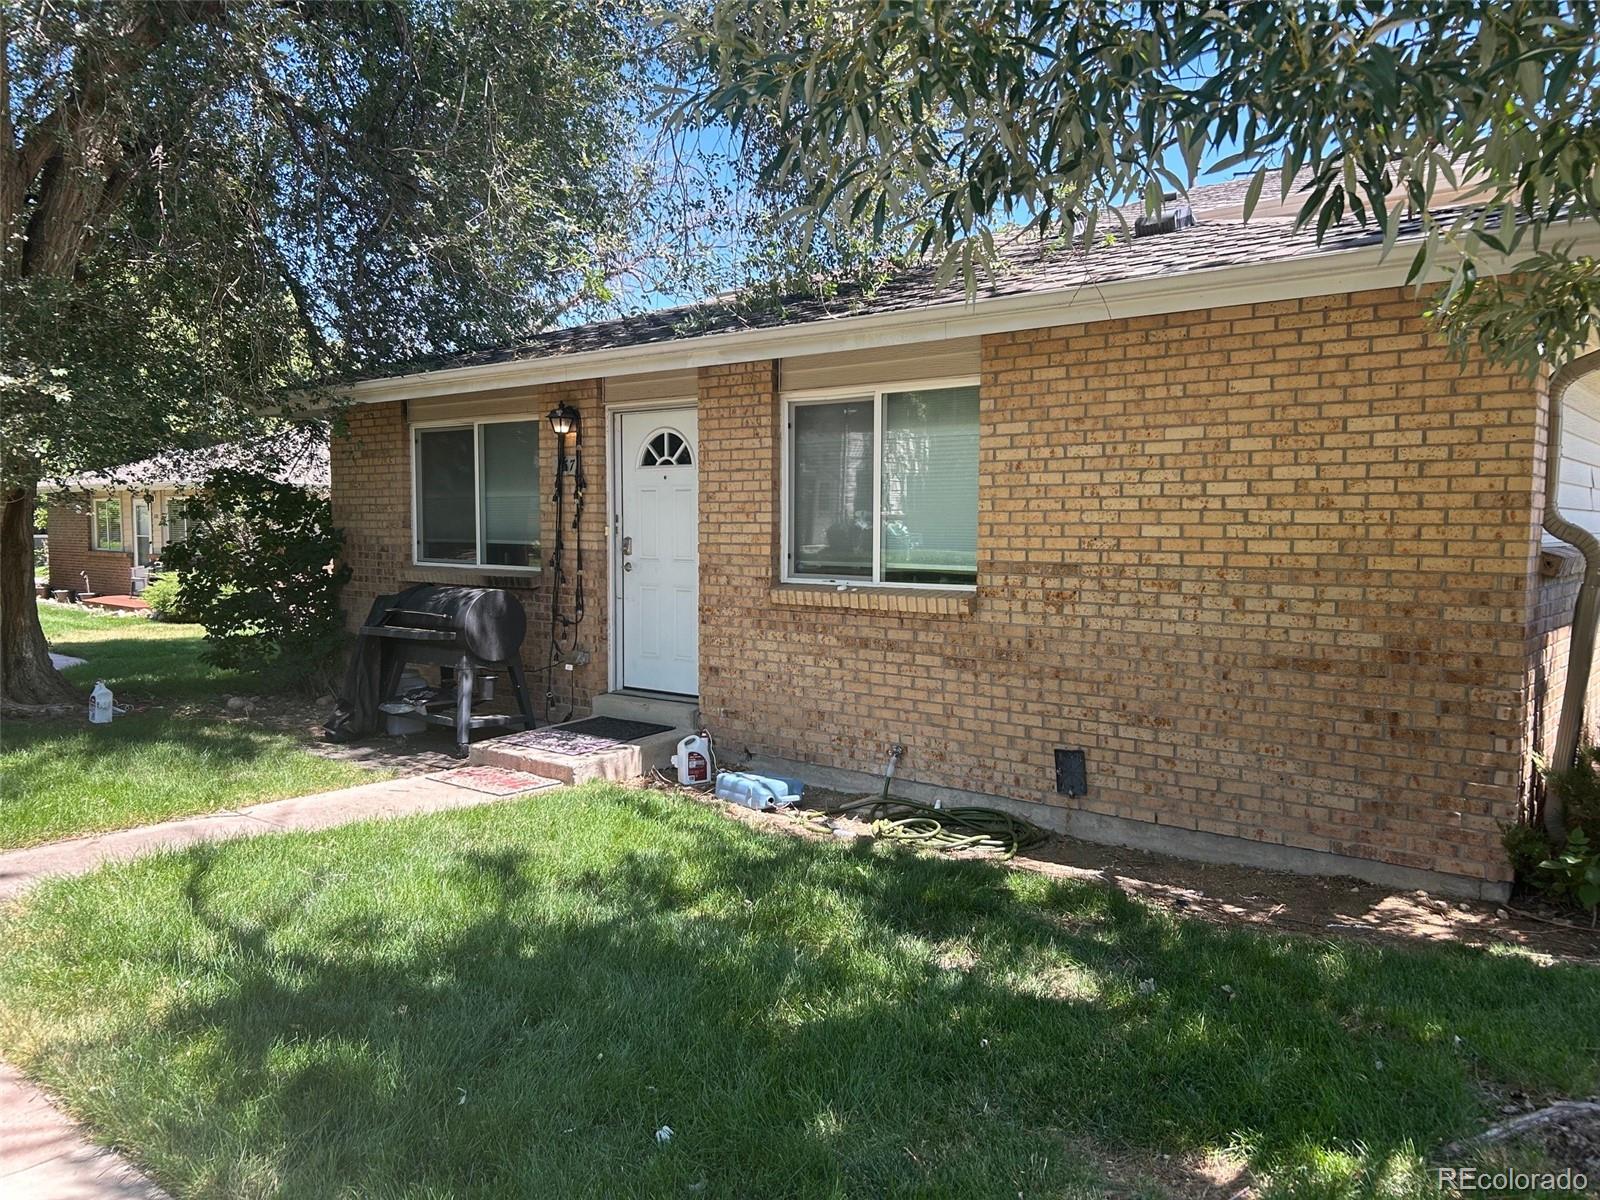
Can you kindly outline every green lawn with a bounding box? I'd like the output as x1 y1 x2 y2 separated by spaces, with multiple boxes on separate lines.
37 601 261 702
0 605 383 848
1 782 1594 1199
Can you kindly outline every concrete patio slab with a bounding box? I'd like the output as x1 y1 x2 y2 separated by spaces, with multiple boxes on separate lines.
471 715 683 785
78 595 150 613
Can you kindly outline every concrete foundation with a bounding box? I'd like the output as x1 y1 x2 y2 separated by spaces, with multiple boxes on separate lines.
746 754 1513 903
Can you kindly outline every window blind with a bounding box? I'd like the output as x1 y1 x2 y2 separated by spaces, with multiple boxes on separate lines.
881 386 979 584
480 421 540 567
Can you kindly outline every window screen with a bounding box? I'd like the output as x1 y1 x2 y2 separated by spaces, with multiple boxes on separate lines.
416 427 477 563
787 384 978 585
791 400 874 578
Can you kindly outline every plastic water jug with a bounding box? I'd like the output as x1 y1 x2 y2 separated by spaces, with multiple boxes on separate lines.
89 680 114 724
713 771 804 811
672 733 711 786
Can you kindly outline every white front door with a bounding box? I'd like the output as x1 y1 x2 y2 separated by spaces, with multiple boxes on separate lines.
132 500 153 567
617 406 699 695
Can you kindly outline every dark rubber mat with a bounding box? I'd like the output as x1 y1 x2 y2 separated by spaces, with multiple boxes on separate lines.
495 716 672 757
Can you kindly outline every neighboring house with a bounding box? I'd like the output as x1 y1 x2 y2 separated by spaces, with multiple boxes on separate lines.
331 178 1600 900
40 430 329 599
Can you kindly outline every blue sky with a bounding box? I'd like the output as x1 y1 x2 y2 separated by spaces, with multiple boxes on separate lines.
615 118 1248 316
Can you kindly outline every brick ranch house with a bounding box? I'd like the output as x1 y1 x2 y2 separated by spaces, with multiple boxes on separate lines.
332 186 1600 901
40 430 329 600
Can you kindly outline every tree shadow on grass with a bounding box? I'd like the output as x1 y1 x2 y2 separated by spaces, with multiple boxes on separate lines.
2 712 292 784
23 790 1600 1198
0 713 332 849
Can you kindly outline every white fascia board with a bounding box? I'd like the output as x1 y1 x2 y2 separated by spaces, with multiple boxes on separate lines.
37 477 182 496
349 224 1600 405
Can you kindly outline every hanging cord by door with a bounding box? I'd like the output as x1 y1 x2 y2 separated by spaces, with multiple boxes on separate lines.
540 409 588 723
571 441 587 623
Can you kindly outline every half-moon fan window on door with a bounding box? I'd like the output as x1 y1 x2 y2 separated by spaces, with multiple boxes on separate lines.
640 430 693 467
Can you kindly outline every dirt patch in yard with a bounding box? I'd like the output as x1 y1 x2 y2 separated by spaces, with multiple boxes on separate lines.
1519 1106 1600 1181
176 693 463 776
1092 1145 1256 1199
666 781 1600 966
1442 1097 1600 1187
1012 831 1600 967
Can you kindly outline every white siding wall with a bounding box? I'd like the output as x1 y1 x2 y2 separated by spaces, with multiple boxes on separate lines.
1560 374 1600 537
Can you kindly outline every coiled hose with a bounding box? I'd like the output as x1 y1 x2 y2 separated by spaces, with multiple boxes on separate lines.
825 796 1048 860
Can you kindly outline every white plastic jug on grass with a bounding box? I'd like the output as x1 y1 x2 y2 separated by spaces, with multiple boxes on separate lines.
89 680 115 724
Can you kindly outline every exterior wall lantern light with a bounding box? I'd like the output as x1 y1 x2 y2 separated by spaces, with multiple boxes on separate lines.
547 403 580 440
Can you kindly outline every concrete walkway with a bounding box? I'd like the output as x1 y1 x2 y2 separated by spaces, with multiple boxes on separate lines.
0 767 558 903
0 1062 168 1199
0 765 558 1197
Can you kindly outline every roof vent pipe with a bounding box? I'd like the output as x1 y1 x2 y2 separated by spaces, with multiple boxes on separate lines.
1541 347 1600 837
1133 202 1195 238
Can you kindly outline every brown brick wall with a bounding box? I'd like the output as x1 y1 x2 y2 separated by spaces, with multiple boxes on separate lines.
45 501 132 595
697 289 1542 887
330 286 1550 888
330 384 609 719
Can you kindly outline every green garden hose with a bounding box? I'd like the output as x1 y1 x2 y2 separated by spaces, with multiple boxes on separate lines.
825 796 1048 860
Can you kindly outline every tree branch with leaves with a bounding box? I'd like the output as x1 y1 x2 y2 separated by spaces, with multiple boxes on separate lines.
1 0 659 707
669 0 1600 373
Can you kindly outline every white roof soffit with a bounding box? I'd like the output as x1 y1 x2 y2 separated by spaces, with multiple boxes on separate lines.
349 223 1600 404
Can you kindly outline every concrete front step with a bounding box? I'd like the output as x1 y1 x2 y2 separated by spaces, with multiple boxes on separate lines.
470 719 685 785
591 690 701 729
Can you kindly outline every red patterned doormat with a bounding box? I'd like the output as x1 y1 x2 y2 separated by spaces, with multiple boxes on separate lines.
430 765 561 796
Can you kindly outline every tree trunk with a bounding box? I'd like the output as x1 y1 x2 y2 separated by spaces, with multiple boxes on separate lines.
1 484 76 707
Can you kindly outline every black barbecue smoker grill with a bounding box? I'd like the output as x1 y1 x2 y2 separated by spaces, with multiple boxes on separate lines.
325 585 536 756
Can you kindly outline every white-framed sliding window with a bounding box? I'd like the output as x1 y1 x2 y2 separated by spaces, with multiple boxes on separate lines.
90 497 124 551
412 416 542 571
782 376 979 589
164 497 192 547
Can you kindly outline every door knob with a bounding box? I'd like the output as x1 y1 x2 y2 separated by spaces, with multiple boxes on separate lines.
623 561 633 572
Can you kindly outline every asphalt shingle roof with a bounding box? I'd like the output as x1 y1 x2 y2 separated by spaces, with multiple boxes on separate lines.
410 175 1409 374
46 427 330 494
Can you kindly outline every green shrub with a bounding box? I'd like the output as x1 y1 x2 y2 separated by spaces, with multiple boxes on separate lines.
1516 749 1600 914
160 468 350 692
1502 821 1554 881
1549 745 1600 844
142 574 195 622
1537 828 1600 912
